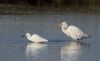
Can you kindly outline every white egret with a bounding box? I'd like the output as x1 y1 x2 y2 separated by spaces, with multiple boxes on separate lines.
59 21 91 41
21 33 48 43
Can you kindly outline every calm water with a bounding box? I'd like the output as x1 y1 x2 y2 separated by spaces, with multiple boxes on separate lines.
0 41 99 61
0 11 100 61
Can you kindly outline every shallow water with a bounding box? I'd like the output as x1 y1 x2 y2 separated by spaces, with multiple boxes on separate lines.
0 41 99 61
0 11 100 61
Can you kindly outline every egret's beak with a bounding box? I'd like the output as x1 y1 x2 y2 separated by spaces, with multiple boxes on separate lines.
57 23 62 29
20 35 25 37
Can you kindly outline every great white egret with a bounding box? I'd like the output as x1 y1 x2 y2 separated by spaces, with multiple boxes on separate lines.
21 33 48 43
59 21 91 41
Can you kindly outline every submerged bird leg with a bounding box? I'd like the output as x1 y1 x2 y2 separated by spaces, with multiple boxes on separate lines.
72 38 77 42
39 42 47 44
77 38 83 40
72 38 81 42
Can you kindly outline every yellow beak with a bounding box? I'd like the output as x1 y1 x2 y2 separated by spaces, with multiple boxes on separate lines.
57 23 62 29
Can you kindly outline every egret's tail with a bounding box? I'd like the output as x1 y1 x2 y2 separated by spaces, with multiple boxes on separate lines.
88 35 91 38
77 35 91 40
85 34 91 39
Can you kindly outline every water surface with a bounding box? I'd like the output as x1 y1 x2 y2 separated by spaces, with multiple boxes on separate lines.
0 11 100 61
0 41 99 61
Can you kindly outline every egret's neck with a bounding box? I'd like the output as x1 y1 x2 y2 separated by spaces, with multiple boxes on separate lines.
62 24 68 32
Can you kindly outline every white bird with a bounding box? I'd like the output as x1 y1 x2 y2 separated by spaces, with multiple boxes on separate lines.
21 33 48 43
59 21 91 41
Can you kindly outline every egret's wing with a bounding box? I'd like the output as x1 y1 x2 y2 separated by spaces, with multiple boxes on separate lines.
31 34 48 42
67 25 87 39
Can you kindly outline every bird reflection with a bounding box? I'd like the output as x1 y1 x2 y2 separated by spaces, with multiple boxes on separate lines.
61 41 90 61
25 43 47 61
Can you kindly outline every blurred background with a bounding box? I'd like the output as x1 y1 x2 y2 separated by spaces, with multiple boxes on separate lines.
0 0 99 14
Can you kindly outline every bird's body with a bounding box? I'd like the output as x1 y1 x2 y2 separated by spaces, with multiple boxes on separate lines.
60 22 91 41
25 33 48 43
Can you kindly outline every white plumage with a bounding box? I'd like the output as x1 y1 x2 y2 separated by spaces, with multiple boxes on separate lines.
25 33 48 43
60 21 91 41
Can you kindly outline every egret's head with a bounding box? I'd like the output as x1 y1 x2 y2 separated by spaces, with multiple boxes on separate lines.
25 33 31 37
61 21 68 26
58 21 68 30
21 33 30 37
59 21 68 27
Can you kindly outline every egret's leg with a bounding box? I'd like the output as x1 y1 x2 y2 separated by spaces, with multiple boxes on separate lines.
72 39 76 42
